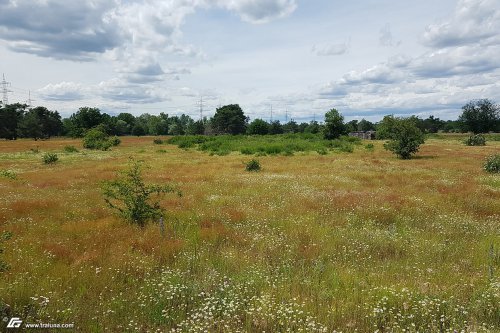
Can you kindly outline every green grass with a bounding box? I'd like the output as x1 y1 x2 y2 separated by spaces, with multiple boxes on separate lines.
0 135 499 332
168 133 361 156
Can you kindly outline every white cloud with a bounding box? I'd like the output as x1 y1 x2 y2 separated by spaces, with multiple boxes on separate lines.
216 0 297 24
312 41 349 56
38 82 87 101
422 0 500 48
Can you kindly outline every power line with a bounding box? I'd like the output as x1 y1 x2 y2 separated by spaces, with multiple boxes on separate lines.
1 73 12 105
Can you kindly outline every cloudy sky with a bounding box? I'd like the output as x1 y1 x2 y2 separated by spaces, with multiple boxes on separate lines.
0 0 499 122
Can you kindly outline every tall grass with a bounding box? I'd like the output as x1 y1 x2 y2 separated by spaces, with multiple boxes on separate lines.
0 135 499 332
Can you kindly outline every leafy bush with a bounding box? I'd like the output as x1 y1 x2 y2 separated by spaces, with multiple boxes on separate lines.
383 118 425 159
316 147 328 155
64 145 79 153
339 144 354 153
245 159 261 172
0 169 17 180
153 138 164 144
464 134 486 146
83 128 120 150
484 154 500 173
42 152 58 164
365 143 375 151
102 159 181 227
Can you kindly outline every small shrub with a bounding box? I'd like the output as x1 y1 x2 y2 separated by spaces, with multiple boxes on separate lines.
465 134 486 146
240 147 254 155
282 149 294 156
102 159 181 227
484 154 500 173
109 136 121 147
83 129 120 151
316 147 328 155
245 159 261 172
365 143 375 151
153 138 164 145
0 169 17 180
339 144 354 153
265 145 282 155
64 145 79 153
42 152 58 164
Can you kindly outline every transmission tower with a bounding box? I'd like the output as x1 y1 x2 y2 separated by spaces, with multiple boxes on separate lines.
198 95 205 120
1 74 12 105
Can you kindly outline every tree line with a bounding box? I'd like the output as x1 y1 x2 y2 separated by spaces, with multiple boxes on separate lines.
0 99 498 140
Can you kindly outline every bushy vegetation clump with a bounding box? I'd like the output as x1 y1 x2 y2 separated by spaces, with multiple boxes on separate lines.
484 154 500 173
83 128 121 150
102 159 181 227
168 133 359 156
42 152 58 164
465 134 486 146
245 159 261 172
381 117 425 159
63 145 79 153
153 138 164 144
0 169 17 180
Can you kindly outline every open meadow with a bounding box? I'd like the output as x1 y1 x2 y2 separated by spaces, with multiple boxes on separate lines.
0 135 499 332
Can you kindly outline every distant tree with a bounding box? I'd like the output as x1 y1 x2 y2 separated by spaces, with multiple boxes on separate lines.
186 120 205 135
459 99 499 134
131 124 147 136
247 119 269 135
0 103 27 140
297 122 308 133
304 121 321 134
268 120 284 135
383 117 425 159
323 108 346 140
67 107 104 137
114 119 130 136
117 113 136 129
422 115 445 133
283 120 299 133
211 104 248 135
17 107 62 139
346 120 358 133
358 119 376 132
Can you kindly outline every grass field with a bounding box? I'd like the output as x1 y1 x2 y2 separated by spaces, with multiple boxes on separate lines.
0 135 499 332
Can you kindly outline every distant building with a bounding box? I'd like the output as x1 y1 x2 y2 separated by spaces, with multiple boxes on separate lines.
348 131 376 140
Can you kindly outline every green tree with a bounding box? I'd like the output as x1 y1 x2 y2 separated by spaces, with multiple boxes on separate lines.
304 121 321 134
358 119 376 131
323 108 346 140
211 104 248 135
383 117 425 159
376 115 397 139
68 107 104 137
102 159 181 227
459 99 499 134
0 103 27 140
247 119 269 135
268 120 284 135
283 120 299 133
17 107 62 139
186 120 205 135
346 120 358 133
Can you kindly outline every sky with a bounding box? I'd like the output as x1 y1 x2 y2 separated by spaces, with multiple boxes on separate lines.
0 0 499 122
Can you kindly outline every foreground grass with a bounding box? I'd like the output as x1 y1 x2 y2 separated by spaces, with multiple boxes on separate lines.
0 136 499 332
